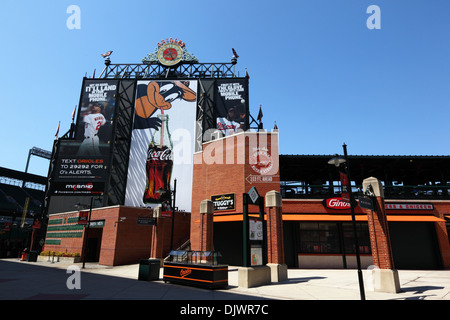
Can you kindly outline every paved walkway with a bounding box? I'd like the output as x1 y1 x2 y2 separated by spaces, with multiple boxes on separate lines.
1 258 450 301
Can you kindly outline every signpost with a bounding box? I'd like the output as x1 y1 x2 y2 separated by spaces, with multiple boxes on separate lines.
358 195 374 211
242 187 266 267
137 216 156 226
78 210 89 225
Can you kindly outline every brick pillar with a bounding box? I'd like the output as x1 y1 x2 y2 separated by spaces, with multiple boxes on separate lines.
265 190 287 282
362 177 400 293
265 190 284 264
150 206 165 261
200 199 214 252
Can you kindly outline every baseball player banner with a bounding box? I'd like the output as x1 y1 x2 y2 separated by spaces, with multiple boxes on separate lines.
124 80 198 212
75 79 118 154
215 79 249 136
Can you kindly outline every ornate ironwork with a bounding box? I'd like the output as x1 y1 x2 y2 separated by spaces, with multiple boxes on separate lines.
142 48 199 64
99 59 239 79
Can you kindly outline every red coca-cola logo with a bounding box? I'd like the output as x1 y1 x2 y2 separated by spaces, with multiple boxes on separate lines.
147 147 172 161
323 197 350 209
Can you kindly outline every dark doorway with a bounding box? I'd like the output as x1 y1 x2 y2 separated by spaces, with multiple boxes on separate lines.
214 221 243 266
389 222 441 270
85 227 103 262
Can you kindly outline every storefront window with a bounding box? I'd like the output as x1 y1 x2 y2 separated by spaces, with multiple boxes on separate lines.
298 222 371 254
299 222 340 253
342 222 371 254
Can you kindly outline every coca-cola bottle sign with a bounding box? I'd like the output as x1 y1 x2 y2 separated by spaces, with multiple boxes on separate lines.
143 113 173 204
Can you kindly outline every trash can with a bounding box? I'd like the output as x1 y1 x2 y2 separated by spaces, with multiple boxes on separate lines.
138 259 160 281
27 251 38 262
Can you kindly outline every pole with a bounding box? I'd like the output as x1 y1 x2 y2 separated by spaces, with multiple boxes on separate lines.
170 179 177 250
82 196 93 269
242 193 249 267
343 143 366 300
259 196 267 265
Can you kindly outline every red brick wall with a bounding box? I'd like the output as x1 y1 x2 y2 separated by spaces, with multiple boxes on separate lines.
432 201 450 268
266 206 284 264
44 206 190 266
365 196 395 269
191 131 280 251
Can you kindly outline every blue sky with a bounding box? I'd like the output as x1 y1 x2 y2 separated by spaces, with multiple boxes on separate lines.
0 0 449 177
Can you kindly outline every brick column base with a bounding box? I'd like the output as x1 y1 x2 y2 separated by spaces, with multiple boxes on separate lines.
363 177 400 293
265 190 287 282
150 206 166 264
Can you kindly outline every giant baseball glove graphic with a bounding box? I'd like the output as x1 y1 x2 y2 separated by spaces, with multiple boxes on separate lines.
134 81 196 129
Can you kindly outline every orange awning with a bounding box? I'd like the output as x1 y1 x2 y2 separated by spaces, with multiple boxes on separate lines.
386 215 445 222
213 214 260 222
214 214 445 222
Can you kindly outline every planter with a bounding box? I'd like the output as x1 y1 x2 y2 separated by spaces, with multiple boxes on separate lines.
38 255 82 263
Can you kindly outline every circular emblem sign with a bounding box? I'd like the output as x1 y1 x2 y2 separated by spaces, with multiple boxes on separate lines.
157 43 183 66
249 149 273 175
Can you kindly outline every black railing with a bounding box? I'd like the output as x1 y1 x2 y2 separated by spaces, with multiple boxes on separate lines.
281 184 450 200
167 250 223 265
99 62 239 79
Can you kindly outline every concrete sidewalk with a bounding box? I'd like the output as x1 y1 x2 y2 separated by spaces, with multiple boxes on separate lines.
1 258 450 300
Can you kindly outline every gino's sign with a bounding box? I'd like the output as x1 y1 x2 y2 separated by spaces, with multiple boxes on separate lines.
323 197 350 210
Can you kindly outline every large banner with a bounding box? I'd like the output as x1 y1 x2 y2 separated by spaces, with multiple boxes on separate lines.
215 79 249 136
75 79 118 150
51 140 108 195
124 80 198 212
51 80 118 196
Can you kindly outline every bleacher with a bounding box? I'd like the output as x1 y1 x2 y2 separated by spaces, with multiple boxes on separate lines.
0 166 46 220
0 167 47 257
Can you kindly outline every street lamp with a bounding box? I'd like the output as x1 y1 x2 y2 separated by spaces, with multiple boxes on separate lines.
75 197 93 269
156 178 177 250
328 143 366 300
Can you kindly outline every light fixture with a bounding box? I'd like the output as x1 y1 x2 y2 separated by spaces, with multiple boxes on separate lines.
114 217 127 227
328 154 346 167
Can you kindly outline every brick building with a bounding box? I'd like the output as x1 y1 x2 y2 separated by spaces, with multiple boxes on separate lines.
38 44 450 270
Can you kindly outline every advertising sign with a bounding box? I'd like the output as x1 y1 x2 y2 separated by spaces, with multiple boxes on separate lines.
75 79 118 145
211 193 235 211
78 211 89 225
249 218 263 241
385 203 434 210
52 79 117 196
323 197 351 210
340 172 350 202
52 140 108 195
124 80 198 212
215 79 248 136
251 245 263 266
